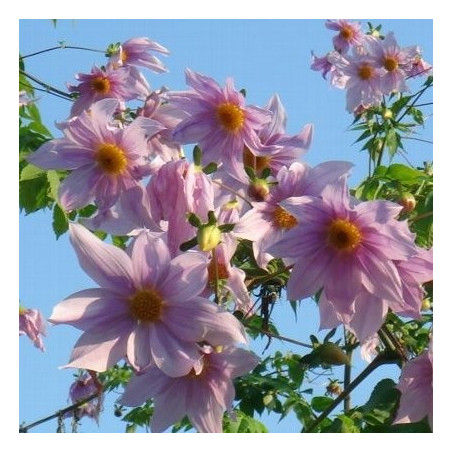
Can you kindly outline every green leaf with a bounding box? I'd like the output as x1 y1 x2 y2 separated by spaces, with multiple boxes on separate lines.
47 170 61 201
385 164 424 182
223 411 268 433
20 163 45 181
52 204 68 239
385 127 398 157
202 162 217 174
311 396 334 413
19 176 51 213
324 415 360 433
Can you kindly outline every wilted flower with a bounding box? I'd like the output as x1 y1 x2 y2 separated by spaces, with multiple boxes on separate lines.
119 345 260 433
67 372 103 423
19 306 46 351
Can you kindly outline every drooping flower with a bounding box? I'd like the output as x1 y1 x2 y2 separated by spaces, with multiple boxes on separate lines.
19 306 46 351
168 69 271 165
49 223 246 376
325 20 364 54
394 339 433 429
68 64 149 117
328 51 385 113
27 98 165 212
109 37 170 73
268 182 417 317
119 345 260 433
66 372 103 423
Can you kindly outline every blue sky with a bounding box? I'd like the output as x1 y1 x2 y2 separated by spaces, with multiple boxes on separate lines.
19 18 433 436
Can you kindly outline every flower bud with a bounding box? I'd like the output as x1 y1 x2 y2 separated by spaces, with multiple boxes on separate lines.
248 178 270 201
315 343 350 366
197 224 222 252
398 192 416 213
382 108 393 120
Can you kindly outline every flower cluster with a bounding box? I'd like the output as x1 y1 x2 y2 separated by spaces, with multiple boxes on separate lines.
311 20 432 113
25 27 432 432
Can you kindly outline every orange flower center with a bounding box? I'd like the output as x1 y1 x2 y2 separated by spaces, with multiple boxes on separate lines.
340 25 354 41
383 56 399 72
129 288 165 323
90 76 111 94
216 102 245 132
243 147 271 173
357 63 375 80
327 218 362 251
95 143 128 175
272 205 298 230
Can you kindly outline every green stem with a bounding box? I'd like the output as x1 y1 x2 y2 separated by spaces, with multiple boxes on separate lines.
343 329 353 414
19 390 102 433
304 352 401 433
246 264 293 291
19 69 73 100
20 44 106 60
211 247 220 304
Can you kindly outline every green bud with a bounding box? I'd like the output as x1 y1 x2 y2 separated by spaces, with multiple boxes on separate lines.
398 192 416 213
197 224 222 252
382 108 393 120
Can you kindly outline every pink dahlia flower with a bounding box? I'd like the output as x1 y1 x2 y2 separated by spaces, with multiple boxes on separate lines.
168 69 271 165
325 20 364 54
365 32 419 94
27 98 165 212
268 183 417 310
394 339 433 429
19 306 46 351
68 64 149 117
109 37 169 73
119 345 260 432
328 52 385 113
50 223 246 376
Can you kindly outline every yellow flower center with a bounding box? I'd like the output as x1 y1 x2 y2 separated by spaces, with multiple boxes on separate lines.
327 218 362 252
95 143 128 175
243 147 271 173
90 76 111 95
357 63 375 80
272 205 298 230
216 102 245 132
383 56 399 72
129 288 165 323
340 25 354 41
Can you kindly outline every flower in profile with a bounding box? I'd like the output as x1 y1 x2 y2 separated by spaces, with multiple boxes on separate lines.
68 64 149 116
119 345 260 433
50 223 246 376
168 69 271 165
405 53 432 78
394 339 433 429
27 98 165 212
268 183 417 314
109 37 169 73
19 306 46 351
325 20 364 54
66 372 103 423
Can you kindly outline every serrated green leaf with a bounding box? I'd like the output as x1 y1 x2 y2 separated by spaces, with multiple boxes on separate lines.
20 163 45 181
52 204 68 239
46 170 60 201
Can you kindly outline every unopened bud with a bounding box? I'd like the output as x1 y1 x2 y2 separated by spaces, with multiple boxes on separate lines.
315 343 350 366
421 298 431 311
248 179 270 201
382 108 393 120
398 192 416 213
197 224 222 252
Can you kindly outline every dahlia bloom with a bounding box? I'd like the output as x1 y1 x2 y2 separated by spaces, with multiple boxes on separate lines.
268 183 417 309
68 64 149 117
66 372 103 423
325 20 364 54
49 223 246 376
328 51 385 113
27 98 165 211
394 340 433 429
19 306 46 351
405 54 433 78
168 69 271 165
235 161 353 268
109 37 169 73
365 32 419 94
119 345 260 433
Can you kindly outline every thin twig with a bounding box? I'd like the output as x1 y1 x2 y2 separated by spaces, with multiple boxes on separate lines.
20 45 106 60
19 69 73 100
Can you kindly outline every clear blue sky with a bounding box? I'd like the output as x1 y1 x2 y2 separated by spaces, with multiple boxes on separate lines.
19 18 433 434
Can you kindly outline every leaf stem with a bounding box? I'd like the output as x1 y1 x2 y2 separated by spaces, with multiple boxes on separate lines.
19 69 73 100
20 44 106 60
